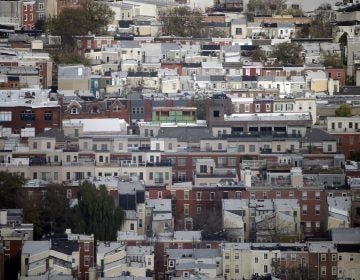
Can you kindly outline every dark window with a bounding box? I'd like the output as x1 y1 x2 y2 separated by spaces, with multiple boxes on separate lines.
213 110 220 117
21 110 35 121
44 110 52 121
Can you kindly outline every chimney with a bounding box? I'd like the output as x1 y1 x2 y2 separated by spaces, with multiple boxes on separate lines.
0 210 7 225
291 167 303 188
244 169 252 188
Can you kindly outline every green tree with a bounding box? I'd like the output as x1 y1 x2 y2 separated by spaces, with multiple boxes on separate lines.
335 103 352 117
0 171 25 209
339 32 348 64
272 42 303 65
51 50 90 65
285 7 304 17
158 7 204 37
72 182 124 241
339 32 348 47
323 53 344 68
252 47 267 62
247 0 286 16
22 184 73 239
46 0 114 46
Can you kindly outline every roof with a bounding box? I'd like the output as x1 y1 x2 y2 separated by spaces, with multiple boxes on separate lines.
224 112 312 122
303 128 336 142
166 248 221 259
157 127 213 142
222 199 249 211
146 199 171 212
173 231 202 241
127 245 153 255
22 240 50 255
331 228 360 243
51 238 79 255
63 118 128 134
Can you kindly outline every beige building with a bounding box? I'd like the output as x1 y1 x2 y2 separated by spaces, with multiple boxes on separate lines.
58 65 91 91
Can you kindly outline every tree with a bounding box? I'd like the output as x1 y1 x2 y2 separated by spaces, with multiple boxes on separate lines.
272 42 303 65
46 0 114 46
323 53 344 68
252 47 267 62
158 7 204 37
193 207 224 240
339 32 348 64
51 50 90 65
247 0 286 16
285 7 304 17
22 184 73 240
72 181 124 241
0 171 25 209
335 103 352 117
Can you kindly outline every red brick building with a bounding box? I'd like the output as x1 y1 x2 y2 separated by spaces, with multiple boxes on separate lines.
64 98 130 122
325 67 346 87
22 1 37 30
78 238 95 280
0 105 61 135
0 246 3 280
308 243 338 280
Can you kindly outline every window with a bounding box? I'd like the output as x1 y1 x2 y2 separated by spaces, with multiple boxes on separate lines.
328 144 333 152
264 253 268 259
228 157 236 167
332 266 337 276
184 204 189 216
264 265 268 273
197 206 201 214
320 266 329 278
315 205 320 215
289 191 294 199
236 191 241 199
210 192 215 201
302 191 307 200
235 265 240 273
302 205 307 215
315 192 320 200
245 104 250 112
21 110 35 121
235 28 242 35
255 104 260 112
321 254 326 261
178 158 186 166
249 144 255 152
84 242 89 252
84 256 89 266
266 103 271 112
71 107 78 114
200 165 207 173
158 191 162 199
291 254 296 261
184 190 189 200
254 257 258 263
168 260 175 267
0 111 12 121
332 254 336 262
196 191 202 201
276 191 281 198
130 223 135 231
